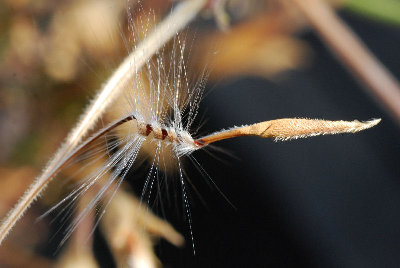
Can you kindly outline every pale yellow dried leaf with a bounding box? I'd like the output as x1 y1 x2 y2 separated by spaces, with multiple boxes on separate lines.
101 188 184 268
194 13 309 80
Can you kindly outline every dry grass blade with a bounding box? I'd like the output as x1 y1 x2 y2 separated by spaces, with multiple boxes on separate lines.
0 0 207 245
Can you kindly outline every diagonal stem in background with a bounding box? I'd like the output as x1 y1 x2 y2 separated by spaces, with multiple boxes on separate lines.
288 0 400 125
0 0 207 245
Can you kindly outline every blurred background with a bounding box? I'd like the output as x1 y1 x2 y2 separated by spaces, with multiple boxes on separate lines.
1 0 400 267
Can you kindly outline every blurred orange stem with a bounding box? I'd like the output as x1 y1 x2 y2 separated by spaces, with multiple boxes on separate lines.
288 0 400 125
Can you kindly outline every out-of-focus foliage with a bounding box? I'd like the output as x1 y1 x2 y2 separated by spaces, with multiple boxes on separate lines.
346 0 400 25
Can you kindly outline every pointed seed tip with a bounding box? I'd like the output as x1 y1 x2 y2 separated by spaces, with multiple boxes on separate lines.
367 118 381 127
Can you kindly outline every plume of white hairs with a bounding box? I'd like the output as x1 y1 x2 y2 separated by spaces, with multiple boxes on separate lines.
0 0 207 245
0 0 380 247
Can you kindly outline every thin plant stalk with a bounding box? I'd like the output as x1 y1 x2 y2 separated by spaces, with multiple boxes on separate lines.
288 0 400 125
0 0 207 245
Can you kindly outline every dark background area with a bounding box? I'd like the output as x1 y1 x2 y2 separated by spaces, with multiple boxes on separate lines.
151 11 400 267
